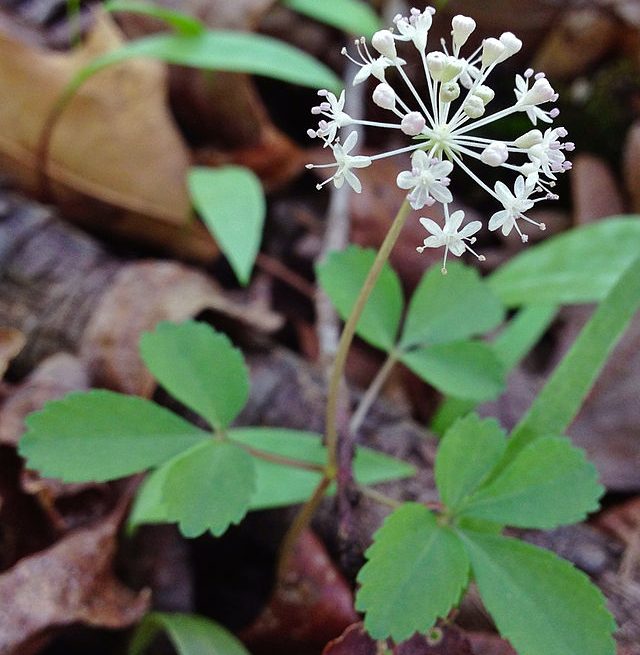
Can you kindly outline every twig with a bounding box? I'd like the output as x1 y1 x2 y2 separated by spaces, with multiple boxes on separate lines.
255 252 316 299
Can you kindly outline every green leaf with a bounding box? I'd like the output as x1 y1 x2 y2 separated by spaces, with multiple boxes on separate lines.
399 341 505 401
317 246 404 351
105 1 205 36
430 304 558 436
435 414 506 510
460 531 616 655
188 166 265 285
501 255 640 470
356 503 469 641
488 217 640 306
73 29 342 94
461 437 602 529
127 463 171 533
229 428 415 510
139 321 249 432
282 0 381 37
162 440 256 538
129 612 251 655
18 390 207 482
400 262 504 349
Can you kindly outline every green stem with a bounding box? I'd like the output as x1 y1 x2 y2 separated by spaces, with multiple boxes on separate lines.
325 198 412 474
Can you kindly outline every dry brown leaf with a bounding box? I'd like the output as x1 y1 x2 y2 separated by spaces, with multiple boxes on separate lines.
80 260 282 396
0 327 26 379
242 530 358 654
322 623 473 655
571 154 625 224
0 9 217 260
0 507 150 655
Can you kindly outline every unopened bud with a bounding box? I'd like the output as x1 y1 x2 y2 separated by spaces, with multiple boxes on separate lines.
372 30 397 60
499 32 522 58
515 129 543 149
372 82 396 110
441 56 464 83
463 94 485 118
475 85 495 105
481 37 505 68
401 112 426 136
426 51 447 81
440 82 461 103
481 142 509 166
521 78 555 106
451 15 476 49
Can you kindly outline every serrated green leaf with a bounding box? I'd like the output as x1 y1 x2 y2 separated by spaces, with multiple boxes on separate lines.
129 612 250 655
501 254 640 471
229 428 415 510
282 0 381 37
399 341 505 401
105 1 205 36
435 414 506 510
317 246 404 351
460 437 602 529
460 531 616 655
488 217 640 306
431 304 557 436
73 29 342 93
19 390 207 482
127 463 170 534
140 321 249 431
162 440 255 538
356 503 469 642
188 166 265 285
400 262 504 349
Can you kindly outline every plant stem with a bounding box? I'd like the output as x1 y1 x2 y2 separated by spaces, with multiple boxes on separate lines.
358 484 402 509
325 198 412 475
238 444 324 473
276 199 412 579
350 350 398 436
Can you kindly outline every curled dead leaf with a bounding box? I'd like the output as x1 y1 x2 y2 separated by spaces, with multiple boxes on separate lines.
0 327 26 379
0 507 150 654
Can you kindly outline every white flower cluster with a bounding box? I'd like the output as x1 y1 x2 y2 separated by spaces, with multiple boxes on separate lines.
307 7 574 272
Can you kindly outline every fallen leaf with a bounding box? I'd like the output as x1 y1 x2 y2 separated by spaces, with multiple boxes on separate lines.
0 327 26 379
322 623 473 655
241 530 358 653
571 154 626 224
0 506 150 654
79 260 282 396
0 9 217 260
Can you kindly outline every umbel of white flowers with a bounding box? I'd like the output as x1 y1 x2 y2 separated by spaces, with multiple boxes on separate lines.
306 7 574 272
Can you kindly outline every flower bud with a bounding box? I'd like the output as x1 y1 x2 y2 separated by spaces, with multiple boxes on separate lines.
475 84 495 105
441 56 464 83
401 112 426 136
515 129 543 149
426 51 447 81
481 37 505 68
499 32 522 58
481 142 509 166
440 82 461 103
451 15 476 49
372 82 396 110
463 94 485 118
372 30 397 60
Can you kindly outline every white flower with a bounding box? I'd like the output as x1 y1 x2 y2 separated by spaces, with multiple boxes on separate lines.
307 7 572 267
417 210 484 273
309 131 371 193
308 90 352 145
489 175 545 241
397 151 453 209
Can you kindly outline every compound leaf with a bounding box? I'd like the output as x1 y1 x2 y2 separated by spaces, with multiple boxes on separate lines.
140 321 249 431
461 531 616 655
460 437 602 529
401 262 504 349
188 166 265 285
19 390 207 482
399 341 505 401
162 440 255 538
435 414 506 510
317 246 404 351
356 503 469 642
129 612 250 655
